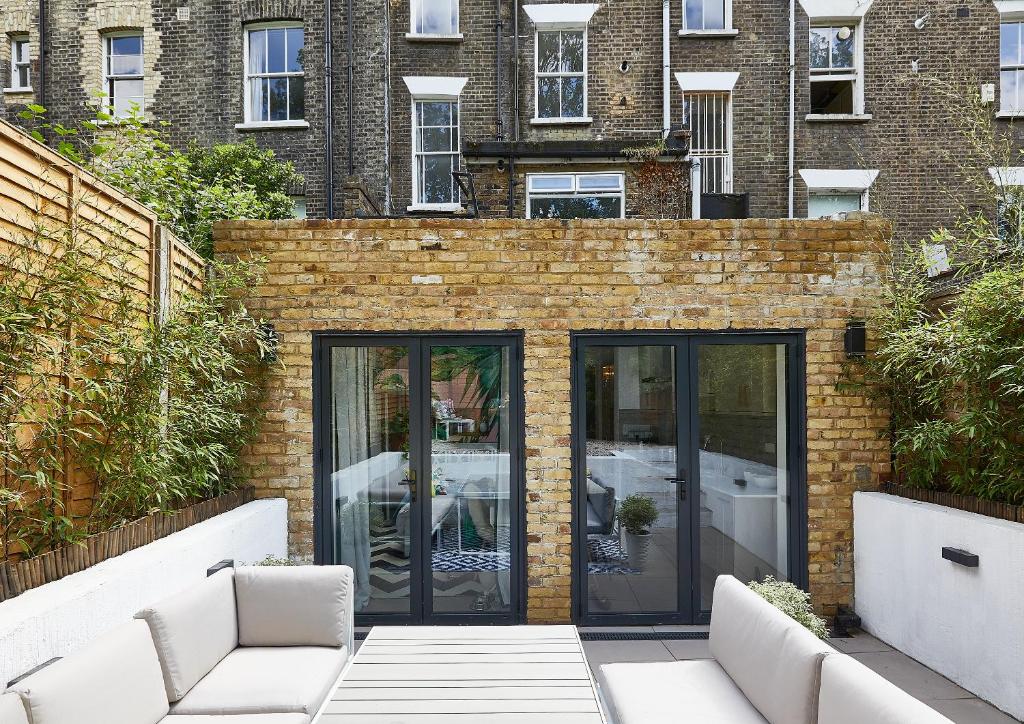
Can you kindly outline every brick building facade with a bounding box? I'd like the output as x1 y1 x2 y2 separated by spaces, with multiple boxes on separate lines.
4 0 1023 241
215 216 890 623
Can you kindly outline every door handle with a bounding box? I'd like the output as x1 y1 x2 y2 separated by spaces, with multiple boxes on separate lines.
400 470 417 500
664 476 687 501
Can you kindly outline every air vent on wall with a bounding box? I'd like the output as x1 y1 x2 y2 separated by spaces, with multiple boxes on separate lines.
177 6 191 21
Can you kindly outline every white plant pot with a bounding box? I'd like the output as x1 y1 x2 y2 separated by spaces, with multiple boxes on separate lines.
623 531 652 570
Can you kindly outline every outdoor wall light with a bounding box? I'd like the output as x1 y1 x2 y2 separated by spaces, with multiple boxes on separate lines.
845 320 867 358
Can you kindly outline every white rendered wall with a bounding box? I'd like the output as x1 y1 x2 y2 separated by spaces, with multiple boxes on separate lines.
854 492 1024 720
0 498 287 687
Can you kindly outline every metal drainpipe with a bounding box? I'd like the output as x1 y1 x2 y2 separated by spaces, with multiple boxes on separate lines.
787 0 796 218
496 0 503 142
38 0 46 110
347 0 355 178
325 0 335 218
662 0 670 139
507 0 520 217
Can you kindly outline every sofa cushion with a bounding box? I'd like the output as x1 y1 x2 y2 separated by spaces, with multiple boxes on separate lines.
818 654 954 724
136 569 239 702
708 575 836 724
0 693 29 724
234 565 352 648
10 620 169 724
597 660 768 724
170 645 347 716
161 716 309 724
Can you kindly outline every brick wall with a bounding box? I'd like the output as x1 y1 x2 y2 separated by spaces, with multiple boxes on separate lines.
215 215 890 620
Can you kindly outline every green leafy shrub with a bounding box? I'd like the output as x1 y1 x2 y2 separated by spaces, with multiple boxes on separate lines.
748 576 830 639
617 494 659 535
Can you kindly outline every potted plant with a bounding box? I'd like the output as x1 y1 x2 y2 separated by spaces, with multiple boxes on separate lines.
617 494 659 570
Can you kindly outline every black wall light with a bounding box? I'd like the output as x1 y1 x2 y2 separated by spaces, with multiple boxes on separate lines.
845 320 867 358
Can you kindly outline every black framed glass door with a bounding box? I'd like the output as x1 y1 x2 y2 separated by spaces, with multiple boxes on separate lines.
313 333 525 625
573 332 806 625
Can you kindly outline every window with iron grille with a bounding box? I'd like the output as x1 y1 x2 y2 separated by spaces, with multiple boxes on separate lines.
244 24 305 124
1001 21 1024 113
683 92 732 194
535 29 586 119
413 100 461 206
103 33 144 118
10 36 30 90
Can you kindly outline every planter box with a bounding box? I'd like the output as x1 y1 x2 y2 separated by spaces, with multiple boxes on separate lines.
0 498 287 687
854 491 1024 720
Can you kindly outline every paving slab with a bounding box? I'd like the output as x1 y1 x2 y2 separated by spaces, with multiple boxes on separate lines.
928 697 1022 724
581 640 673 667
662 638 712 660
849 651 974 701
827 631 893 654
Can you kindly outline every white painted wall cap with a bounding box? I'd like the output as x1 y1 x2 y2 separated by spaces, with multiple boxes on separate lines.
798 0 874 19
402 76 469 99
989 166 1024 186
799 168 879 191
674 72 740 92
523 3 600 28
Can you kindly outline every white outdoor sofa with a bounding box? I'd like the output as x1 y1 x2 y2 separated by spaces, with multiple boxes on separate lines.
1 564 353 724
597 575 954 724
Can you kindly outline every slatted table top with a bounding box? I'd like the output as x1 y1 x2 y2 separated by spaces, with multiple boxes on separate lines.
316 625 606 724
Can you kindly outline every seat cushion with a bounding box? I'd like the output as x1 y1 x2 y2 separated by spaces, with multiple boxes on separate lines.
10 620 169 724
709 575 836 724
597 660 768 724
0 693 29 724
818 654 954 724
136 569 239 702
170 645 347 716
161 716 309 723
234 565 352 648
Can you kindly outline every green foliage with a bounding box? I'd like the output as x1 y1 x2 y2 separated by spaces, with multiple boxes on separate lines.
18 103 302 259
748 576 830 639
616 494 659 535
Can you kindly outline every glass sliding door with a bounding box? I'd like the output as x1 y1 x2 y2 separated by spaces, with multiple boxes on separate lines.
316 334 523 624
695 343 791 612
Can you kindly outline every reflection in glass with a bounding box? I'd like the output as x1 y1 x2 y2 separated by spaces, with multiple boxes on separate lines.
530 196 621 219
430 346 512 614
698 344 788 611
584 346 677 614
330 346 412 615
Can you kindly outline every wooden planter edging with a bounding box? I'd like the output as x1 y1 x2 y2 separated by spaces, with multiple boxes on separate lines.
880 482 1024 524
0 487 256 603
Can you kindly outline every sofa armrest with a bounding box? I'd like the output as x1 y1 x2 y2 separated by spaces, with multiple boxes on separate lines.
234 565 355 650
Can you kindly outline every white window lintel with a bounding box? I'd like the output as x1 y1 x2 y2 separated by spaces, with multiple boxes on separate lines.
403 75 468 99
523 3 600 29
800 168 878 192
798 0 873 20
988 166 1024 186
995 0 1024 18
674 71 739 92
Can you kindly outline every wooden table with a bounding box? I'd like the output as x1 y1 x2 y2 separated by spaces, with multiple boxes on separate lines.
317 625 606 723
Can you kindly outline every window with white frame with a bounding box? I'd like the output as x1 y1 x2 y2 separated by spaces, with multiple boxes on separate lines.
9 35 30 90
989 167 1024 241
807 192 862 217
411 0 458 35
1001 21 1024 113
413 99 460 206
683 92 732 193
526 172 624 218
535 29 586 119
800 169 877 218
244 24 305 124
809 24 860 114
684 0 729 31
103 33 144 117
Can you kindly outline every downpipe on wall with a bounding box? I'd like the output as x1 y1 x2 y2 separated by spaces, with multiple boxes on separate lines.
787 0 795 218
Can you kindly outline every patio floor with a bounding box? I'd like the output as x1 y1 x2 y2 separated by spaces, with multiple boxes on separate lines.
578 627 1020 724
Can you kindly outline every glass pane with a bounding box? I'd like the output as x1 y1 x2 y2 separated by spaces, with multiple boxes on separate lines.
419 0 455 34
267 28 287 73
584 346 677 615
15 39 29 63
537 32 560 73
250 77 268 121
329 346 412 615
832 27 855 69
810 79 854 114
419 126 453 153
429 346 512 614
248 29 266 74
110 35 142 56
697 344 789 611
530 196 621 219
809 27 829 69
561 31 584 73
17 65 30 88
685 0 703 29
537 77 560 118
562 76 584 117
288 76 304 120
1002 69 1019 112
578 174 623 192
807 193 861 218
703 0 725 30
112 79 144 116
419 154 455 203
268 77 288 121
418 100 452 127
110 53 143 76
529 175 574 191
1001 23 1019 66
287 28 304 72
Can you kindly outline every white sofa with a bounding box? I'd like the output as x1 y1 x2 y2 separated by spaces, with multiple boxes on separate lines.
2 565 353 724
597 575 953 724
